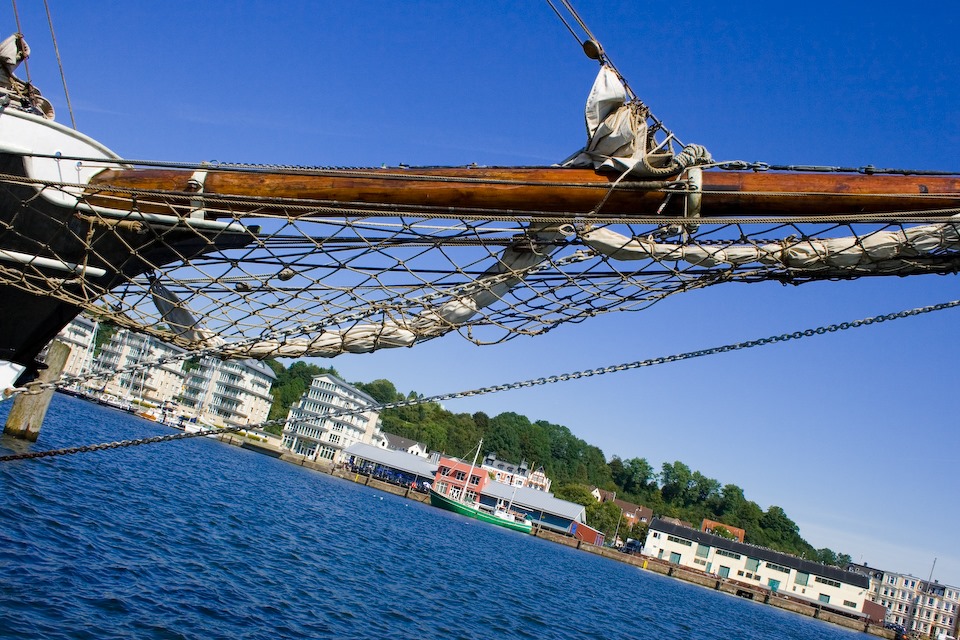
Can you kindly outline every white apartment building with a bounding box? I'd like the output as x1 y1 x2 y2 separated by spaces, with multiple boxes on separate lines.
282 373 383 463
56 315 98 380
97 328 188 405
179 357 275 427
644 519 871 614
854 564 960 638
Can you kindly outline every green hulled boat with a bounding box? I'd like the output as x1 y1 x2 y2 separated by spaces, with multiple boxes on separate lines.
429 488 533 534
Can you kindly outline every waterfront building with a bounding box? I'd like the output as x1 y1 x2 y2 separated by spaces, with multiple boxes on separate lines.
644 519 871 614
481 452 529 487
526 465 551 492
97 328 189 405
55 315 98 381
381 432 429 458
179 357 275 427
848 563 960 638
434 454 487 503
481 452 552 491
342 442 438 487
282 373 384 463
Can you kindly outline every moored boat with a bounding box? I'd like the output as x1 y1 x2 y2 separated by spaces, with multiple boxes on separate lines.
427 439 534 534
429 487 533 534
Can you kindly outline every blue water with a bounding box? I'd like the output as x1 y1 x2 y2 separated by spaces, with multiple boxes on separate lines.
0 395 869 639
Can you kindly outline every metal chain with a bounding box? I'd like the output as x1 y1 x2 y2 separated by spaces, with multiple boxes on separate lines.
3 298 958 463
716 161 959 176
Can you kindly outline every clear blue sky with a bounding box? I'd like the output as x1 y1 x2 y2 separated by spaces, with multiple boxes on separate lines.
9 2 960 583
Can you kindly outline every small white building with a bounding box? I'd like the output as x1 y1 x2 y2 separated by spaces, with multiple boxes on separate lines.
644 519 871 614
381 433 429 457
282 373 383 463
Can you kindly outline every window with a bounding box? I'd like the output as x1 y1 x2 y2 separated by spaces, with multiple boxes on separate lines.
745 558 760 572
465 490 477 503
766 562 790 574
815 576 841 588
819 594 831 604
716 549 741 560
469 474 481 485
440 466 450 476
454 471 466 481
696 544 710 559
796 572 810 587
436 482 448 495
844 600 857 608
318 445 336 460
667 535 692 547
669 552 682 564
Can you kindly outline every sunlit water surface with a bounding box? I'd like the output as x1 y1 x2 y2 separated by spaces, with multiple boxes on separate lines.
0 395 870 639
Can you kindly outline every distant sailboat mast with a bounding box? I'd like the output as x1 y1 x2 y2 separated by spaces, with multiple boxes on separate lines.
463 439 482 504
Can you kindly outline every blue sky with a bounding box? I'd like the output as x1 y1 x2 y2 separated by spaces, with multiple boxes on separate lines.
9 2 960 583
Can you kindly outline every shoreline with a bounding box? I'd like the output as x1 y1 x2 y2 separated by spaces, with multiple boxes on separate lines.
213 431 896 639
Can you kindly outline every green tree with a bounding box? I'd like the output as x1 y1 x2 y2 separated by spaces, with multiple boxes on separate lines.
628 520 649 542
816 548 839 566
712 525 735 540
586 500 625 541
553 483 596 507
660 461 694 506
610 456 654 495
486 412 530 462
355 379 401 404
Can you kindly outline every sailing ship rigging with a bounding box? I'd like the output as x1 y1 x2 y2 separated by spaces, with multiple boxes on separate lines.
0 3 956 399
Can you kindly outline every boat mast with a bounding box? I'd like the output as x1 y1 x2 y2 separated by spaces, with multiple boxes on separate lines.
463 439 482 504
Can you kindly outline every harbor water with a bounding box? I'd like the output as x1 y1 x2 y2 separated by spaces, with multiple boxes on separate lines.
0 395 869 639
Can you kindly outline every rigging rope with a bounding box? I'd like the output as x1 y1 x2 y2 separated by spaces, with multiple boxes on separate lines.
42 0 75 129
2 297 957 463
9 0 28 84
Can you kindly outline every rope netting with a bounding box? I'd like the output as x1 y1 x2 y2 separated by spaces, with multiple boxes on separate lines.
3 159 959 370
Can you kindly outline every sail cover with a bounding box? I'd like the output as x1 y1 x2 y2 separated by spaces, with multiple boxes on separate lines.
564 66 649 173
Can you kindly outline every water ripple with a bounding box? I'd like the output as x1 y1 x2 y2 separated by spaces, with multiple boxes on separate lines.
0 396 869 639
